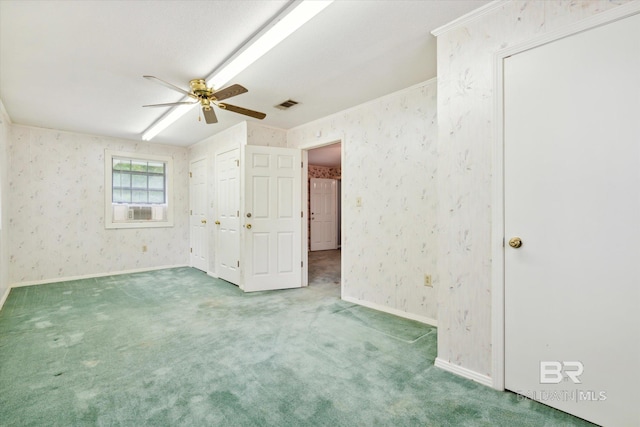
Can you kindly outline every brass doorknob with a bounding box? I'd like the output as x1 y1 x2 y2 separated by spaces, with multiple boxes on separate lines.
508 237 522 248
215 220 221 225
246 224 252 229
201 219 207 224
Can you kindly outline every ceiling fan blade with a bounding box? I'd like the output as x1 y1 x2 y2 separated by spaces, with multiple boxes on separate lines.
143 101 198 108
202 107 218 124
143 75 194 97
218 103 266 120
211 84 248 101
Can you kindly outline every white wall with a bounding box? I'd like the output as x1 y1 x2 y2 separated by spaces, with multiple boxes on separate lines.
288 79 439 324
8 125 190 285
434 0 631 378
0 101 10 304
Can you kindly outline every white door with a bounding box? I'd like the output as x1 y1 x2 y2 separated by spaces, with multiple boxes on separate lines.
189 158 208 271
504 14 639 427
243 145 302 292
215 149 241 285
310 178 338 251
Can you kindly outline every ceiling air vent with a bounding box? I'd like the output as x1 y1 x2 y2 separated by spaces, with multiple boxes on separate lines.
274 99 299 110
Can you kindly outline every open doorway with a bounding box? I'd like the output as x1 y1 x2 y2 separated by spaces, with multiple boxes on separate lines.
306 142 341 286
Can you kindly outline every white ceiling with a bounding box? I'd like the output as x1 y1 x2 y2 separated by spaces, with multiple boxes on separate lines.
0 0 489 147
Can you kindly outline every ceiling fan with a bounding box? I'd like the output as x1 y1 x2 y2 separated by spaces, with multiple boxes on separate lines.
142 75 266 124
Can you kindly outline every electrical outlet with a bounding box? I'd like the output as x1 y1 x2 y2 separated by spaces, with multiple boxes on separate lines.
142 245 148 253
424 274 432 287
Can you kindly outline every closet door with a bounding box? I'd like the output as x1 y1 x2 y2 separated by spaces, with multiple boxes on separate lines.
189 158 208 272
504 13 639 426
215 148 240 285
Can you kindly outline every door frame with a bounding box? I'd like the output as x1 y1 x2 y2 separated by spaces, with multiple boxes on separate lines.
300 136 344 291
490 2 640 391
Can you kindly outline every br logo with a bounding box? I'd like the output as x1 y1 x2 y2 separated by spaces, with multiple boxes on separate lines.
540 361 584 384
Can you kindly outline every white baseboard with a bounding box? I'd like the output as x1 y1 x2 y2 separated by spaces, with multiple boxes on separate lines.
434 357 493 387
207 271 218 279
0 286 10 312
342 295 438 327
9 264 189 288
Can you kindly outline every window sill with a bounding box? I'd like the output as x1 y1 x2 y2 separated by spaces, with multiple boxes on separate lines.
105 220 174 230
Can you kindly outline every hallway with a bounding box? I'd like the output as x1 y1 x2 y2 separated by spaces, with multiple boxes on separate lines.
308 249 340 286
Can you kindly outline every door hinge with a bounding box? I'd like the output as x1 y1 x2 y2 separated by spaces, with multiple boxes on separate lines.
237 260 240 267
236 160 239 167
237 210 239 217
190 209 192 215
190 248 192 253
301 161 304 168
301 211 303 218
301 261 304 267
189 172 192 178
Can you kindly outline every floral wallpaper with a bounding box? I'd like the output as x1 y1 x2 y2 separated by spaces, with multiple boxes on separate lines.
288 80 439 324
308 165 341 179
0 102 10 301
8 125 190 285
246 121 287 147
435 0 629 378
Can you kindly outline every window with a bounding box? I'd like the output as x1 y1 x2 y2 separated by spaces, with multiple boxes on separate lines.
112 158 166 204
105 150 173 229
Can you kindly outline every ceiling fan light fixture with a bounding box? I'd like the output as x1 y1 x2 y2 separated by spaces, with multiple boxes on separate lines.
141 0 333 141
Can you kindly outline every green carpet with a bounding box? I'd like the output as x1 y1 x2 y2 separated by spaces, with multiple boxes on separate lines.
0 268 594 426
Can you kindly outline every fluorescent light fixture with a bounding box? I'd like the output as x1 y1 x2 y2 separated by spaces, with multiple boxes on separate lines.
142 104 196 141
142 0 333 141
209 0 333 89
